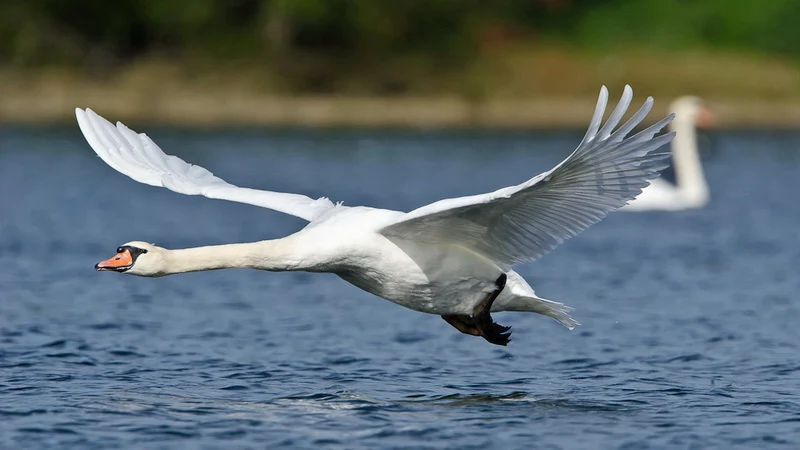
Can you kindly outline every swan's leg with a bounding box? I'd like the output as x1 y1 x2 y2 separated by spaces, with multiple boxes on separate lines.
441 274 512 346
473 274 511 346
441 314 481 336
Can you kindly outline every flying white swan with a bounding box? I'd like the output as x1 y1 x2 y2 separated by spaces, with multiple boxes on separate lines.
78 85 674 346
623 96 712 211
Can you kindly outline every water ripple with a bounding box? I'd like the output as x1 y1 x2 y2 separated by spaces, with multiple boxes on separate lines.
0 129 799 448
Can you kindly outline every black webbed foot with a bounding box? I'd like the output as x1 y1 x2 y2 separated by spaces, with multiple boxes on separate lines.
442 274 513 346
479 322 512 346
442 314 480 336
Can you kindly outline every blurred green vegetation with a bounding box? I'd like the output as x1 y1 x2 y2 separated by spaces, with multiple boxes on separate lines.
2 0 800 94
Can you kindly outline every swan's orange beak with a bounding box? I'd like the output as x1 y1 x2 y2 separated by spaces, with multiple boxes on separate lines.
697 106 715 129
95 249 134 272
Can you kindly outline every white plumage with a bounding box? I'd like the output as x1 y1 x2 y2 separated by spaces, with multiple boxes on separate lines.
75 110 334 221
80 85 674 345
380 87 673 268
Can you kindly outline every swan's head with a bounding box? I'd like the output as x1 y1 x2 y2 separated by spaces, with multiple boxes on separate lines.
95 241 165 277
670 96 713 129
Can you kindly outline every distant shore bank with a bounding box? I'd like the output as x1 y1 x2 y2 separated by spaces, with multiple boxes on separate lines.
6 92 800 130
3 49 800 129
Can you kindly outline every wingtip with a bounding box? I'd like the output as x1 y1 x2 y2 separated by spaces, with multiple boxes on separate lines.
75 107 90 121
619 84 634 104
82 107 99 119
74 108 91 129
77 107 99 122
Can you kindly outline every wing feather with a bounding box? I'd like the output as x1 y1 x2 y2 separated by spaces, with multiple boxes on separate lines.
76 108 334 221
379 85 675 269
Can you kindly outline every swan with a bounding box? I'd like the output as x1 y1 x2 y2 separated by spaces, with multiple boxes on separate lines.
622 96 712 211
78 85 674 346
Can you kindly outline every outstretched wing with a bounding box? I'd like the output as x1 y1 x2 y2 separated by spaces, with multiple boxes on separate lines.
379 85 675 269
76 108 334 222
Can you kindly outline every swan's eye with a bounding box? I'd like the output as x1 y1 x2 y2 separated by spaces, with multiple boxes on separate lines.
116 246 125 254
127 247 148 258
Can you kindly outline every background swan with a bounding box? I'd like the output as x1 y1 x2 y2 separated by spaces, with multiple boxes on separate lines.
623 96 712 211
78 85 674 346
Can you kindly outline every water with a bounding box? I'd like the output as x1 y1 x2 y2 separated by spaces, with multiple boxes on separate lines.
1 125 799 449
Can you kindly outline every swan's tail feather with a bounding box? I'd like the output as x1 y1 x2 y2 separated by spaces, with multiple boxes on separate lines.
513 295 580 330
537 297 580 329
499 271 580 329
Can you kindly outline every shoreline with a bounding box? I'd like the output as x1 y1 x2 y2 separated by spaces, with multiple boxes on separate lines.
3 48 800 129
4 91 800 129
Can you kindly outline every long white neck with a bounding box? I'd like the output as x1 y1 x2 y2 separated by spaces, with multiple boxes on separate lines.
669 117 709 207
159 237 309 275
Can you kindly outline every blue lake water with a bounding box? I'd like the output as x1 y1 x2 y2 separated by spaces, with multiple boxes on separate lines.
0 125 799 449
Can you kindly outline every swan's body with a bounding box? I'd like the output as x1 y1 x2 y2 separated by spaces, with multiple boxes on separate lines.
80 85 675 345
623 97 711 211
